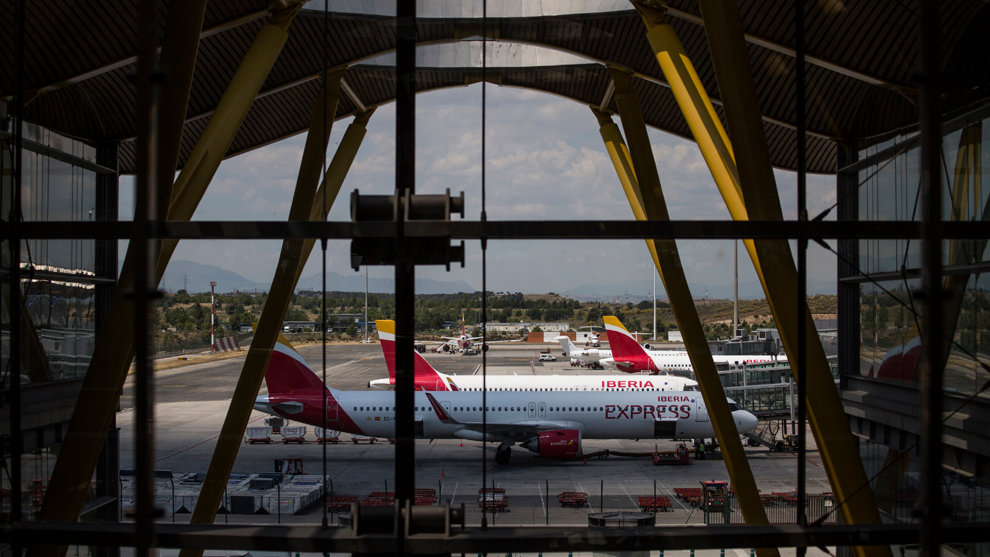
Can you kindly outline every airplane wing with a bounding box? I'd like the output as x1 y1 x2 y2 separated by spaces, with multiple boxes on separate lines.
481 338 522 344
425 393 583 442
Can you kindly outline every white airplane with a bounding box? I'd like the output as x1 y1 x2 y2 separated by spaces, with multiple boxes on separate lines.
604 316 786 374
369 320 698 392
555 336 614 368
253 336 758 464
428 313 519 353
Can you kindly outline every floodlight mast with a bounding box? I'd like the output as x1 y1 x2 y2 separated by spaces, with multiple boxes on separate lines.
210 281 217 351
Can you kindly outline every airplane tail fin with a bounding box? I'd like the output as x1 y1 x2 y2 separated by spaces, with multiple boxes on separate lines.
555 335 579 357
376 319 453 390
376 319 399 382
264 336 329 396
603 316 654 372
249 323 326 396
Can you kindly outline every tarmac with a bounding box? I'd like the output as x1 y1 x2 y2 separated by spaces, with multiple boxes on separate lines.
117 341 837 555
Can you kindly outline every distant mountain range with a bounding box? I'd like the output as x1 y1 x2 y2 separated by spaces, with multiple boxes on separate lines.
151 259 475 294
142 259 835 298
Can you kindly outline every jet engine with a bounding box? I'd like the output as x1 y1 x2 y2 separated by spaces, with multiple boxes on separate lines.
520 429 582 459
441 344 451 352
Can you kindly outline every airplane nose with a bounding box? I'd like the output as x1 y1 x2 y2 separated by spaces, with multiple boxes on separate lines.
735 410 759 433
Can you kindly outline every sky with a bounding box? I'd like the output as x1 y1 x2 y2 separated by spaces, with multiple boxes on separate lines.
120 84 838 300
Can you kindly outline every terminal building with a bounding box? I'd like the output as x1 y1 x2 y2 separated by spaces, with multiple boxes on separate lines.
2 1 989 556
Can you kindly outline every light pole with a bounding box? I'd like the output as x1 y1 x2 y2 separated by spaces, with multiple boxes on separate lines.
652 270 657 341
209 281 217 352
364 266 369 342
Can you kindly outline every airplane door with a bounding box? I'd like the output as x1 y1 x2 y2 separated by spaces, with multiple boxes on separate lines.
528 402 536 418
696 398 709 422
326 398 338 421
538 402 546 418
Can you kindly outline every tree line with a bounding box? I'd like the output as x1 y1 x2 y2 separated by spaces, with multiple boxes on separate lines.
151 289 833 346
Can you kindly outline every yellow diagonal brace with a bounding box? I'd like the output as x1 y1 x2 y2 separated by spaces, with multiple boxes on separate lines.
34 6 304 553
156 0 209 217
168 3 302 222
296 107 377 274
182 68 346 548
599 74 776 557
179 105 373 557
633 2 887 552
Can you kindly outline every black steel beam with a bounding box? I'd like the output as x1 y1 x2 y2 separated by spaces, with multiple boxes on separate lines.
393 0 417 527
10 219 989 241
9 521 990 554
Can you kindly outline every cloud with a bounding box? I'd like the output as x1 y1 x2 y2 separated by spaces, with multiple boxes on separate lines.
131 84 836 296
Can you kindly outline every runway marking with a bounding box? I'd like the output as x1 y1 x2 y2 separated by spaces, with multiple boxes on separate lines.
156 415 267 463
619 482 639 509
665 479 691 511
160 385 186 388
449 482 459 506
537 481 546 519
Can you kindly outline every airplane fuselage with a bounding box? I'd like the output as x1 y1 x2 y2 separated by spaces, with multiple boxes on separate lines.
370 373 696 392
255 388 756 442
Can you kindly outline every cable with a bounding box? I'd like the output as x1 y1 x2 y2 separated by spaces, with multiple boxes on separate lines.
320 0 330 530
480 0 489 530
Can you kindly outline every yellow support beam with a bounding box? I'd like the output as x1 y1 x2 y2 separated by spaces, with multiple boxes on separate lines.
632 2 888 552
179 99 374 557
598 73 777 557
156 0 209 217
181 68 346 547
300 107 377 269
34 6 304 553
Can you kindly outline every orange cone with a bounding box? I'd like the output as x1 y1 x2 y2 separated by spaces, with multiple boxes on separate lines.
459 440 463 447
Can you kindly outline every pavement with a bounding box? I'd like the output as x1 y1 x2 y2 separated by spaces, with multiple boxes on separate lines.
117 342 837 555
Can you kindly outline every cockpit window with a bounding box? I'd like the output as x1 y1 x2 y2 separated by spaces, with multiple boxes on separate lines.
728 403 739 412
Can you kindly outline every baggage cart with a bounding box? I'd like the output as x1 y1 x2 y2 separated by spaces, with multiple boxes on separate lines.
245 426 273 444
281 426 307 443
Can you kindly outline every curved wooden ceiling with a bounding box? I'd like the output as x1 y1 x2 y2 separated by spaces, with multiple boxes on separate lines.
3 1 988 174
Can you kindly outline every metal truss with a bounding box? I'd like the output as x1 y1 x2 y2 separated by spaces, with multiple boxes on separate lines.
5 219 988 241
9 520 990 554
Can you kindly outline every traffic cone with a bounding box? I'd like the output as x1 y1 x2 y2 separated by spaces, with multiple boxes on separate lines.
459 440 463 447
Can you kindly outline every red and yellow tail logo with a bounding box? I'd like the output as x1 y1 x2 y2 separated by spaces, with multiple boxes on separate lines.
376 319 452 391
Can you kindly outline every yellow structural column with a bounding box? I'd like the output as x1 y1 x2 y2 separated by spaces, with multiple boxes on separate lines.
34 5 305 552
300 107 377 269
157 0 209 215
631 2 888 551
596 75 776 557
181 69 347 549
179 108 373 557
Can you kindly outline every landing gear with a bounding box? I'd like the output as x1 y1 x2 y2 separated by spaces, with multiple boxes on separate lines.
495 443 512 465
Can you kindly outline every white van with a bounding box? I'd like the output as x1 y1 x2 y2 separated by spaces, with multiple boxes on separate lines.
538 353 556 362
